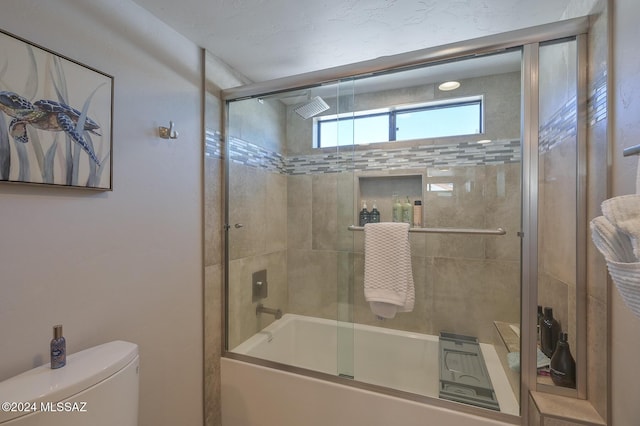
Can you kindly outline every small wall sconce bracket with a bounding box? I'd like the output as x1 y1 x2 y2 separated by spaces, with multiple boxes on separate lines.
159 121 178 139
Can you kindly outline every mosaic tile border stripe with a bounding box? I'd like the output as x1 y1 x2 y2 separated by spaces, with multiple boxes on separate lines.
287 140 521 175
229 137 287 174
538 71 607 154
588 72 607 126
539 95 578 154
205 128 223 159
228 136 520 175
216 76 604 173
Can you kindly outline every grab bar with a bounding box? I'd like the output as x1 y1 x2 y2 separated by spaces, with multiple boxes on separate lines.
347 225 506 236
623 144 640 157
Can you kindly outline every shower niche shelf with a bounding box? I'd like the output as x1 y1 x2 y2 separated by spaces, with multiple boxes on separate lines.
357 173 423 224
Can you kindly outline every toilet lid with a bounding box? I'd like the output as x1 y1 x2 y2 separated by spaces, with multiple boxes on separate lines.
0 341 137 423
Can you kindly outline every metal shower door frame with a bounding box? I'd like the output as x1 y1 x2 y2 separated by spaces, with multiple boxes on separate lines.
221 17 590 425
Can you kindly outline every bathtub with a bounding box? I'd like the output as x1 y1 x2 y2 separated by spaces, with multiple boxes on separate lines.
224 314 519 425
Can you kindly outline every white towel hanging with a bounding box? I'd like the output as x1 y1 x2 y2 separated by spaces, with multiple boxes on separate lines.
363 222 415 318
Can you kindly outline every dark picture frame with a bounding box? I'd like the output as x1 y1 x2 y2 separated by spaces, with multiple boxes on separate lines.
0 29 113 190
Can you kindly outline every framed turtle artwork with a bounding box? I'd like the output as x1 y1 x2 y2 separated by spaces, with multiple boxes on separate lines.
0 29 113 190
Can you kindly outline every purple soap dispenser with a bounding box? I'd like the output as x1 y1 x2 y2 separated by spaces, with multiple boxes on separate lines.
50 324 66 369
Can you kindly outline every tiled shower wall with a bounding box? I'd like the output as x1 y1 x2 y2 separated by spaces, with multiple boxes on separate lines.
226 98 289 349
584 2 608 419
285 72 523 339
207 10 609 422
537 39 580 354
225 138 524 345
285 163 522 342
224 71 524 345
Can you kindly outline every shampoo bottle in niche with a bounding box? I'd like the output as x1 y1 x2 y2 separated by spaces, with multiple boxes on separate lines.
370 201 380 223
413 200 422 227
392 194 402 222
540 307 561 358
402 196 413 224
537 305 543 342
359 201 370 226
550 332 576 388
50 324 66 369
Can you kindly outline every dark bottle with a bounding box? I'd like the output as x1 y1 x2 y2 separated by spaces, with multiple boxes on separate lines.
537 305 543 324
359 201 370 226
540 307 561 358
370 201 380 223
550 332 576 388
537 305 543 342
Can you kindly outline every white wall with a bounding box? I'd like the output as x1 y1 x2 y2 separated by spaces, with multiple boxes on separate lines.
0 1 203 425
611 0 640 424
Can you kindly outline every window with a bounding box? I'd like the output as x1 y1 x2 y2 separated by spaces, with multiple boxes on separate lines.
315 97 483 148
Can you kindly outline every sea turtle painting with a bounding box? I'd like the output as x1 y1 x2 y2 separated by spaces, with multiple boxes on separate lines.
0 91 101 165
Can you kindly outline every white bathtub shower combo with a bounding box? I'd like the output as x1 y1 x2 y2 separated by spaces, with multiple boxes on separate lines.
232 314 518 415
220 16 591 426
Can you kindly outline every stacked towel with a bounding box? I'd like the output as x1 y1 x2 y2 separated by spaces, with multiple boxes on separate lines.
602 195 640 259
590 194 640 319
364 222 415 319
591 216 636 264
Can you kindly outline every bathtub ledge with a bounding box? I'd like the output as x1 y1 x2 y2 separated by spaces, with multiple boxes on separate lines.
529 391 605 426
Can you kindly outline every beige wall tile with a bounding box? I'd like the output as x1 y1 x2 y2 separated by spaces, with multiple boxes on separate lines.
539 138 578 287
312 174 338 250
586 294 607 417
205 157 223 267
288 249 338 319
287 175 313 250
228 163 267 260
204 264 222 426
266 172 288 253
228 251 288 348
432 257 520 342
484 163 522 261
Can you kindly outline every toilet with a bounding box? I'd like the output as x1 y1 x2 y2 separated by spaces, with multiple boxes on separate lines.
0 341 139 426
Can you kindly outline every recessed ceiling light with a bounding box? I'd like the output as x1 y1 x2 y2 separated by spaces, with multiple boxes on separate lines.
477 139 491 144
438 81 460 91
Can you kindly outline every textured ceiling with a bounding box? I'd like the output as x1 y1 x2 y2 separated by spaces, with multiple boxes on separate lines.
131 0 582 83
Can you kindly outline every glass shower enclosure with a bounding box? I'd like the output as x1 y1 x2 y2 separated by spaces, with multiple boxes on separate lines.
221 20 587 421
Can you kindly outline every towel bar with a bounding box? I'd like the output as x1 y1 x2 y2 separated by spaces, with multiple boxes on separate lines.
348 225 506 236
623 144 640 157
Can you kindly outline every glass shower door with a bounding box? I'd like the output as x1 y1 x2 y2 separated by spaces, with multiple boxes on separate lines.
334 78 357 380
224 82 359 379
535 37 584 394
224 94 289 354
330 50 523 416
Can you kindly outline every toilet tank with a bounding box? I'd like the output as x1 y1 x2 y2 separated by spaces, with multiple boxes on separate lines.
0 341 139 426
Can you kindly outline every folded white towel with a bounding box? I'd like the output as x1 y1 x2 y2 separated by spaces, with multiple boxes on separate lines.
602 195 640 261
591 195 640 320
590 216 636 263
364 222 415 319
606 259 640 319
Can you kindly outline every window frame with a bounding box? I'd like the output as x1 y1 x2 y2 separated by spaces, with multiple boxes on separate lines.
314 96 484 148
